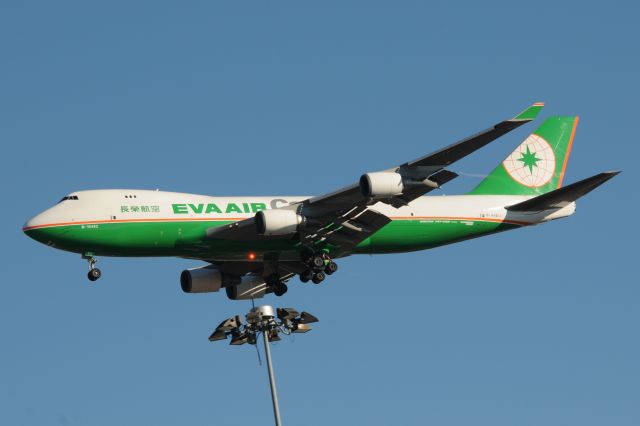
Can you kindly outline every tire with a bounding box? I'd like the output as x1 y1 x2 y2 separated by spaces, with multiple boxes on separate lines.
311 255 325 269
325 261 338 275
300 271 311 283
311 271 325 284
273 283 288 297
88 268 101 281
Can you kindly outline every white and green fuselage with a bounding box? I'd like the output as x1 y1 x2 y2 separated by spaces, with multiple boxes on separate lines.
23 189 575 261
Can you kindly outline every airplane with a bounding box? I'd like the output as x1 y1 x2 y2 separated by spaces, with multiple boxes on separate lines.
23 103 619 300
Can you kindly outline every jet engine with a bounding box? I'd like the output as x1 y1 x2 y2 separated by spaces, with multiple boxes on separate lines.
359 172 404 198
255 209 305 236
225 274 268 300
180 266 223 293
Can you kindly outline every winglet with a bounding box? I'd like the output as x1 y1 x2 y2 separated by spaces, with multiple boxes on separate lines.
512 102 545 121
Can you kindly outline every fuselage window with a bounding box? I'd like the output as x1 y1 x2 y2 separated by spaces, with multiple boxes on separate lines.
59 196 79 202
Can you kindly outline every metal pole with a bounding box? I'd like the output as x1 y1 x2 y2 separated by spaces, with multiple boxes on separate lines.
263 329 282 426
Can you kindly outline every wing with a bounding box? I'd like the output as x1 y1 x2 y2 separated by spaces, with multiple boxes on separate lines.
207 102 544 257
303 102 544 213
300 207 391 257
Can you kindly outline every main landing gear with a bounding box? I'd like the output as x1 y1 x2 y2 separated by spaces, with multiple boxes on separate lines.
299 251 338 285
266 274 288 297
83 253 102 282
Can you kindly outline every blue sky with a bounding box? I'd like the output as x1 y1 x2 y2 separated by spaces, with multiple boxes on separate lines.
1 1 638 425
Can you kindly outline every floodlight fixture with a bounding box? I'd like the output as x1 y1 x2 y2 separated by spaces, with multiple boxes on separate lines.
208 329 227 342
292 323 312 333
299 312 319 324
215 317 239 332
277 307 300 321
230 331 249 346
268 329 281 342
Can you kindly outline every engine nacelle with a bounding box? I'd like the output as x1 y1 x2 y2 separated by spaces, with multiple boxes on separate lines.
255 209 305 236
225 274 268 300
180 266 223 293
359 172 404 198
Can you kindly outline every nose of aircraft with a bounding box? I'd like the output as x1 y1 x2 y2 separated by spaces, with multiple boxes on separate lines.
23 212 51 243
22 214 42 240
23 215 39 231
24 198 81 247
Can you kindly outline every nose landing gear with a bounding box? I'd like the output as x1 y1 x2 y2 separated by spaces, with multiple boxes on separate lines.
88 268 102 281
83 253 102 281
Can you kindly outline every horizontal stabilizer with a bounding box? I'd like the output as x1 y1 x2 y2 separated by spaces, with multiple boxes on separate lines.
506 171 620 211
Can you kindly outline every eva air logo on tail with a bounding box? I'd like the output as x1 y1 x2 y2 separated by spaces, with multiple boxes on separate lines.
502 134 556 188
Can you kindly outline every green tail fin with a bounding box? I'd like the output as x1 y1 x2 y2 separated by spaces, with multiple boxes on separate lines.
469 116 579 195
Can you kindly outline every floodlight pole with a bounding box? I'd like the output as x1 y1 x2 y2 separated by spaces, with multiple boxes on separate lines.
210 305 318 425
262 330 282 426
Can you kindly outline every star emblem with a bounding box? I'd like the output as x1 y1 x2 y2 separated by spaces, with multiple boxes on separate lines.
518 145 541 174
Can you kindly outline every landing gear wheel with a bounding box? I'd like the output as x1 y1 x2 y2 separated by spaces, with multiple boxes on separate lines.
273 283 288 297
83 253 101 282
325 261 338 275
88 268 102 281
300 270 312 283
310 255 325 270
311 271 325 284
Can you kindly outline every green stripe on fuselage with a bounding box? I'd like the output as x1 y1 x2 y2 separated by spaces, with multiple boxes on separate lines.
24 219 521 260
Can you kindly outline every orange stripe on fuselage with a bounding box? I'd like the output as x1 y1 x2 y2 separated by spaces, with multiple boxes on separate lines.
22 217 248 231
23 215 531 232
389 216 530 226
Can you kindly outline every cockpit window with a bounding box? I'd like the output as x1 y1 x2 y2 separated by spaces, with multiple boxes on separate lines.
59 195 79 202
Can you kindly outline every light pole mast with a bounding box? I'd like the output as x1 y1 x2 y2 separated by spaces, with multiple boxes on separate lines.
209 305 318 426
262 328 282 426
